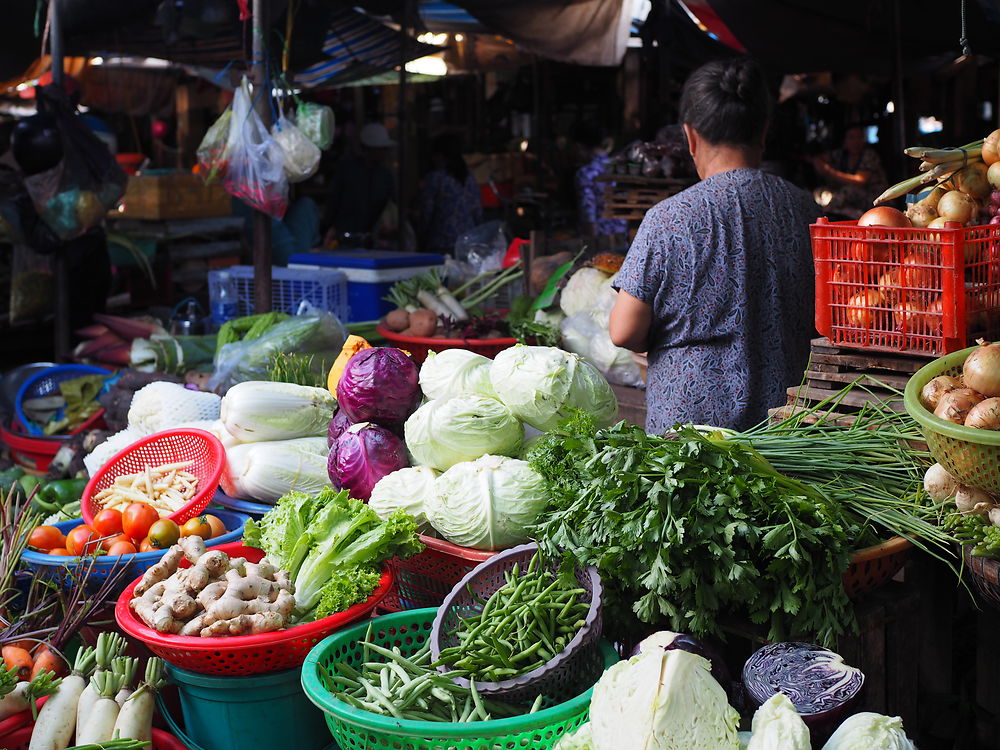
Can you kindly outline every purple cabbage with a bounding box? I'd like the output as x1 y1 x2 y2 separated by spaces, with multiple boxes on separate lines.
328 422 409 500
328 409 354 447
336 347 421 426
742 642 864 734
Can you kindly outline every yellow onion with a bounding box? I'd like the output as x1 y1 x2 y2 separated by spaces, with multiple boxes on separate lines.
892 301 922 332
920 375 963 411
965 397 1000 430
846 290 883 328
877 270 901 304
963 339 1000 397
907 203 938 228
989 161 1000 190
938 190 976 223
955 163 991 199
983 129 1000 166
934 388 985 423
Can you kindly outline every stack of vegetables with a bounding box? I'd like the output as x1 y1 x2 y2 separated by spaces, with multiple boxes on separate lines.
554 632 916 750
74 314 170 369
364 345 618 551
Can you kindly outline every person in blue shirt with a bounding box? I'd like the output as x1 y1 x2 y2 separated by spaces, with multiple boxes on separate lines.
574 123 627 237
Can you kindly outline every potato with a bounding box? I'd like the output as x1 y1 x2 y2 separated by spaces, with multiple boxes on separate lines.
409 309 438 337
385 308 410 332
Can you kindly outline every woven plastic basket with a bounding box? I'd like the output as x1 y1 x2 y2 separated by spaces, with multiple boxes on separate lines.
963 545 1000 612
301 608 619 750
382 534 497 612
15 364 112 436
81 428 226 526
431 542 603 703
20 508 247 593
843 536 913 598
903 344 1000 493
115 542 393 675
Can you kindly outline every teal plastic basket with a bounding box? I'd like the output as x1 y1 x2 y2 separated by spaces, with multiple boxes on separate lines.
301 608 619 750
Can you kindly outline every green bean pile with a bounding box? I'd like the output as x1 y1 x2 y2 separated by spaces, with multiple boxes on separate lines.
945 511 1000 558
323 638 542 723
435 554 590 682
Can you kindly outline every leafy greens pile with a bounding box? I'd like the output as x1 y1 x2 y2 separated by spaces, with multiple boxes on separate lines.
244 487 424 621
528 416 860 646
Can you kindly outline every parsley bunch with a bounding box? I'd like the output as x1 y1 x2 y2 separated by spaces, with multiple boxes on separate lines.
529 416 859 647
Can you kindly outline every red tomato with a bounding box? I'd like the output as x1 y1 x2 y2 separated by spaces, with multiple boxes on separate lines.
27 525 65 551
98 534 133 553
47 547 72 556
93 509 124 537
66 525 100 556
138 537 155 553
122 503 159 542
180 516 211 539
107 540 137 556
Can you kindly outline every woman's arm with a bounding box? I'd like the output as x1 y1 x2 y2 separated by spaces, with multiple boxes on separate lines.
811 156 870 186
609 289 652 352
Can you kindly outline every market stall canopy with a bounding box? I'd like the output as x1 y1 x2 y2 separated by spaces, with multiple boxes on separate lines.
682 0 1000 75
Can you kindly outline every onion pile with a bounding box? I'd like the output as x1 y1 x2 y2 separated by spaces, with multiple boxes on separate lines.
920 340 1000 430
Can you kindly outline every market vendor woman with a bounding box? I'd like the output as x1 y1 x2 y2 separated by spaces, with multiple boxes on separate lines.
609 57 818 434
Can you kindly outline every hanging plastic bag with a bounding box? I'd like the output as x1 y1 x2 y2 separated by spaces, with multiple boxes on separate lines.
272 114 321 183
223 77 289 219
10 244 53 323
18 85 127 240
454 220 508 275
196 107 233 183
295 101 334 150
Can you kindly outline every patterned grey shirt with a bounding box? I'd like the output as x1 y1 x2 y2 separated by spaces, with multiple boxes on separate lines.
615 168 819 434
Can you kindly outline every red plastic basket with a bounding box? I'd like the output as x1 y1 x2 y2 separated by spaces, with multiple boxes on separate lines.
0 725 187 750
812 217 1000 356
0 418 62 474
115 542 393 675
375 324 517 365
381 534 497 612
81 428 226 526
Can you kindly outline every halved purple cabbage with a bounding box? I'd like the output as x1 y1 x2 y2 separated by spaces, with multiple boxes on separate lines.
742 642 864 732
632 630 733 700
336 347 420 426
328 422 409 500
328 409 354 447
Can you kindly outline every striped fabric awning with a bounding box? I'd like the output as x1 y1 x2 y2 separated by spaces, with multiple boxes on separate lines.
296 8 435 89
418 1 484 31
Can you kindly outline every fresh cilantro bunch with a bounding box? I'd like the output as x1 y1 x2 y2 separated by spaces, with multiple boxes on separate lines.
529 416 859 647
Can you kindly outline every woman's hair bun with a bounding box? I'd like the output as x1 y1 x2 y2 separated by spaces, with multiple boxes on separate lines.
678 57 771 146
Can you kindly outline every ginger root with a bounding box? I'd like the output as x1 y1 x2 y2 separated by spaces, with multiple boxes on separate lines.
129 536 296 638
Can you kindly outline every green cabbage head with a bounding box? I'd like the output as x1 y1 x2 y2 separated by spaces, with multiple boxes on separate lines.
747 693 810 750
489 345 618 432
821 713 916 750
590 650 740 750
425 455 547 550
368 466 438 532
418 349 497 400
404 394 523 471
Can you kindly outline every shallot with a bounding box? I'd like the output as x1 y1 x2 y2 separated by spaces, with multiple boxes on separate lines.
955 485 996 515
923 463 959 502
963 339 1000 397
933 388 985 424
965 397 1000 430
920 375 963 411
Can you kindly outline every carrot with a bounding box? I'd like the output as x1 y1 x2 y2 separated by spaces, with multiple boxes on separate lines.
30 646 67 681
2 646 32 682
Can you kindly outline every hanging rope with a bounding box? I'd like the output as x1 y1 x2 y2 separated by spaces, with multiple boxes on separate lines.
960 0 972 57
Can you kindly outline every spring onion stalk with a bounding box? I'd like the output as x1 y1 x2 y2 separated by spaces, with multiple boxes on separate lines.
449 267 504 297
425 270 468 321
904 139 983 162
462 264 524 309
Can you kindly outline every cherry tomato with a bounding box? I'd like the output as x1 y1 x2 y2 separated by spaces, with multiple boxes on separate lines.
122 503 159 541
180 516 212 539
147 519 181 549
93 509 124 537
98 534 133 553
28 525 65 551
66 525 100 556
138 537 155 553
47 547 72 556
106 540 137 556
204 514 226 539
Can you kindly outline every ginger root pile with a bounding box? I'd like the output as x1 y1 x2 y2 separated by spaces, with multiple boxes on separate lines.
129 536 295 637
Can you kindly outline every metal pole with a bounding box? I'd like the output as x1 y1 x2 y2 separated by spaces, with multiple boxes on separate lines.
49 0 70 361
892 0 907 184
252 0 272 312
398 0 412 250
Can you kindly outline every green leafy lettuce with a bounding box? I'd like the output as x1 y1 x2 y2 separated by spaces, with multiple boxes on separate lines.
244 487 424 620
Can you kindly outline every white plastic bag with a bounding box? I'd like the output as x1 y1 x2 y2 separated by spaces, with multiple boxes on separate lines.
272 114 321 183
196 107 233 183
223 77 289 218
296 101 335 150
560 311 644 388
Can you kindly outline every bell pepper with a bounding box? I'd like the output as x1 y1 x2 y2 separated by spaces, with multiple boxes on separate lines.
36 478 88 509
17 475 39 499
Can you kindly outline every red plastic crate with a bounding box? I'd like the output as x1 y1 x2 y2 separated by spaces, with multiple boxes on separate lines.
812 217 1000 355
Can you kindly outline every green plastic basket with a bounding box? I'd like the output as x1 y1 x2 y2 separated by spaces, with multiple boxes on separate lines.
301 608 619 750
903 344 1000 493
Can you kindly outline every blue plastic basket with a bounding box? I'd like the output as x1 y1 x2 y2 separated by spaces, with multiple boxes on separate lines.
212 488 272 518
15 364 114 436
209 265 350 321
20 508 248 593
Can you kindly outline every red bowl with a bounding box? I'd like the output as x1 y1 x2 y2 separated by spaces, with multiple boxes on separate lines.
375 324 517 365
115 542 393 675
0 725 185 750
81 428 226 527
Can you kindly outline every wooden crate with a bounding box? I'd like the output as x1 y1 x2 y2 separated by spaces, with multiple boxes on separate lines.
785 337 934 416
115 172 232 221
598 175 692 221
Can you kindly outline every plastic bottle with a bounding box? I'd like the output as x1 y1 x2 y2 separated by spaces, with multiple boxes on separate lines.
210 271 239 328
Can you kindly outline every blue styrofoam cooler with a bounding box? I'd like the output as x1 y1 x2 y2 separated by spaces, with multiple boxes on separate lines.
288 250 445 323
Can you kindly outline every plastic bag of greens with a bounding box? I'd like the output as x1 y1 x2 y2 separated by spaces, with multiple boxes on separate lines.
272 114 321 183
196 107 233 183
295 101 334 150
208 306 347 393
223 77 289 219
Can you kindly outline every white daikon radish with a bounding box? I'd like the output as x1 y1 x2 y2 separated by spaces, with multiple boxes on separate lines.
29 646 96 750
